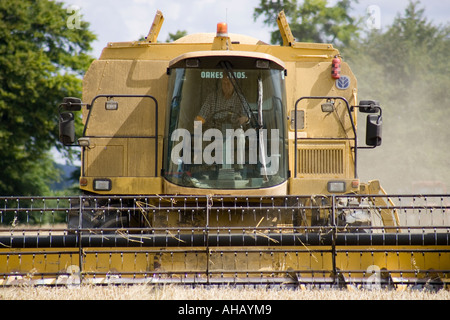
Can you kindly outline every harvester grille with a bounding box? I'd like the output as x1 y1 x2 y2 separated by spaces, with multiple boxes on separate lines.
298 147 344 175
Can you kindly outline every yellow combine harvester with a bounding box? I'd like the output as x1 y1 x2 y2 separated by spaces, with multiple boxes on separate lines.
62 11 388 213
0 11 448 288
66 11 384 198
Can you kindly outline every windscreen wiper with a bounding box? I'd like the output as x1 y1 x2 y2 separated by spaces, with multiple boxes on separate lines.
257 76 263 128
220 61 261 129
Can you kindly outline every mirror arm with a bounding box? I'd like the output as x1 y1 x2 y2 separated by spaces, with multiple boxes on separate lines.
354 101 383 149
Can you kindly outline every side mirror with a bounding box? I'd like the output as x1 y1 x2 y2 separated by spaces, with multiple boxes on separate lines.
366 114 382 147
355 100 382 148
358 100 379 113
61 97 82 111
59 112 75 145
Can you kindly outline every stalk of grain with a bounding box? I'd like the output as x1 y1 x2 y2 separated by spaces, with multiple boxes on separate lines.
0 286 448 300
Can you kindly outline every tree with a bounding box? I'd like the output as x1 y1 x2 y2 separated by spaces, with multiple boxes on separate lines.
254 0 361 46
166 30 188 42
0 0 96 195
344 1 450 192
253 0 450 192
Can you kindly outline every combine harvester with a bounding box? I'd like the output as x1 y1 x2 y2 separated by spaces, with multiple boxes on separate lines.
0 11 448 289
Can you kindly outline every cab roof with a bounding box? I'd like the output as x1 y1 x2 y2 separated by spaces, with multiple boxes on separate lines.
169 50 286 70
173 33 268 45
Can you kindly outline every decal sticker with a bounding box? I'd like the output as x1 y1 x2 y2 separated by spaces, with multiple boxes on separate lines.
336 75 350 90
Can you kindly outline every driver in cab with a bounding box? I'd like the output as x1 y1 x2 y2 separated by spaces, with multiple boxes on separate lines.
195 73 248 129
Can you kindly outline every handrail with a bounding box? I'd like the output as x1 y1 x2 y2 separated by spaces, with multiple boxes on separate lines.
82 94 159 177
293 96 357 178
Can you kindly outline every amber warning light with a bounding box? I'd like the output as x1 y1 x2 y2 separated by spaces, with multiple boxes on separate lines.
216 22 228 37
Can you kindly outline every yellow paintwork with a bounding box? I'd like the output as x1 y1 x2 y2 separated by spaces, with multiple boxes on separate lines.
145 10 164 43
79 10 360 198
277 10 295 46
1 245 447 285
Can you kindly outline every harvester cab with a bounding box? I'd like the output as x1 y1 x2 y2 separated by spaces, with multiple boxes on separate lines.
164 50 288 191
58 11 382 198
57 10 391 232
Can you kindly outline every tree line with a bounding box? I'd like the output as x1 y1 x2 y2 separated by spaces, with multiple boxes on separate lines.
254 0 450 193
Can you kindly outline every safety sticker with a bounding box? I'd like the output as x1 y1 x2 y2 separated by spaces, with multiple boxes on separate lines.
336 75 350 90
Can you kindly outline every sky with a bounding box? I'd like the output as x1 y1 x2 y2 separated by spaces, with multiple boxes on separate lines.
65 0 450 58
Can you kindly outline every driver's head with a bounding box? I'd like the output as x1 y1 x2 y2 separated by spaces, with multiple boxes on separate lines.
221 73 234 98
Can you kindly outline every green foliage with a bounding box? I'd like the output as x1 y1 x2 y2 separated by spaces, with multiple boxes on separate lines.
342 1 450 192
0 0 96 195
137 30 187 43
254 0 450 192
254 0 361 46
166 30 188 42
0 196 70 226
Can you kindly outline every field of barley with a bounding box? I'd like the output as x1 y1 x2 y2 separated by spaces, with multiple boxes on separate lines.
0 285 448 300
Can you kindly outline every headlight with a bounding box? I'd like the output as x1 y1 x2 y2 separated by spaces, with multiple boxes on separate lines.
327 181 346 193
93 179 112 191
105 99 118 110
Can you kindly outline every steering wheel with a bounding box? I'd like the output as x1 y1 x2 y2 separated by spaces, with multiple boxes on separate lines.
207 110 244 129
